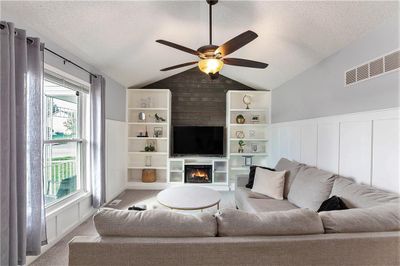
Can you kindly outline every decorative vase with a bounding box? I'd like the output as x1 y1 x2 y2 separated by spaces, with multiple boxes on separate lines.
238 147 244 153
236 114 245 124
145 156 152 167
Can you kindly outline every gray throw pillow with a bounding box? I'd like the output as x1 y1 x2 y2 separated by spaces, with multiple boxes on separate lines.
319 203 400 233
94 208 217 237
216 208 324 236
287 166 337 211
275 158 304 198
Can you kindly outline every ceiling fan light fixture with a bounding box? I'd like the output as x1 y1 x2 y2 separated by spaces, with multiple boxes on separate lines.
198 58 224 74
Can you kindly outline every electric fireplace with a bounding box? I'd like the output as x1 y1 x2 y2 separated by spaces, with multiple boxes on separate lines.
185 165 212 183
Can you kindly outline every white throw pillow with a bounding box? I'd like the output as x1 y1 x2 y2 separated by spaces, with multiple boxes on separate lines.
251 167 286 200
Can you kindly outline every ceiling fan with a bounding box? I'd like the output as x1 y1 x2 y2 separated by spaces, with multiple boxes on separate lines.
156 0 268 79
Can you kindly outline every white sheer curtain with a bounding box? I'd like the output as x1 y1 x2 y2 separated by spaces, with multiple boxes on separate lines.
0 21 47 265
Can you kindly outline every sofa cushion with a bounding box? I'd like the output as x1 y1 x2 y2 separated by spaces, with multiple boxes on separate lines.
235 187 298 213
246 165 275 189
94 208 217 237
251 168 285 200
288 166 337 211
216 208 324 236
275 158 304 198
330 177 400 208
319 204 400 233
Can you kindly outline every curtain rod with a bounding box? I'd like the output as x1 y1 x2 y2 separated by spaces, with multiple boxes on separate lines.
0 23 97 78
44 48 97 78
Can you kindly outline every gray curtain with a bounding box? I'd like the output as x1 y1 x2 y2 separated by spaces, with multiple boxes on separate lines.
90 75 106 208
0 21 47 266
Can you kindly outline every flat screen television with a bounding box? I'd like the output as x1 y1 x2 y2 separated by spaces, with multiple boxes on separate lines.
173 126 224 156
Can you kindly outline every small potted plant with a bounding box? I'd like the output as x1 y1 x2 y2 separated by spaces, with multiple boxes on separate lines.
144 144 155 152
238 140 246 153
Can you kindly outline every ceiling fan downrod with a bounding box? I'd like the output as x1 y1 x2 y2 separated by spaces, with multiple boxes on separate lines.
207 0 218 45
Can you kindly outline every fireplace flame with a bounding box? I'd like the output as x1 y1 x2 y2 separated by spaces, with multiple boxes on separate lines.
191 169 209 180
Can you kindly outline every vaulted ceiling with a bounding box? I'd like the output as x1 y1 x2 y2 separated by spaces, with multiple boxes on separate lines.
2 1 398 90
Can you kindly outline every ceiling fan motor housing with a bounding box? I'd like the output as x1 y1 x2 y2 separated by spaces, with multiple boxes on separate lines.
206 0 218 6
197 45 220 59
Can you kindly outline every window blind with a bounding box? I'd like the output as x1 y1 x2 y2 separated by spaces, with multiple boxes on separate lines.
44 70 89 94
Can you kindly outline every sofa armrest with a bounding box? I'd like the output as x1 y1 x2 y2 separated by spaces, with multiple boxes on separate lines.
235 175 248 189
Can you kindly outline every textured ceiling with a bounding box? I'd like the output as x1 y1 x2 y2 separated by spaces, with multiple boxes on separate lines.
1 1 398 90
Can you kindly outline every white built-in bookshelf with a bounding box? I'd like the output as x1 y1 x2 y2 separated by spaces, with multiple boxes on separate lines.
126 89 171 189
227 90 271 186
126 89 270 190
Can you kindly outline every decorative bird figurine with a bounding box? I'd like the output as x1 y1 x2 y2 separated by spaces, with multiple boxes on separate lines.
155 113 166 122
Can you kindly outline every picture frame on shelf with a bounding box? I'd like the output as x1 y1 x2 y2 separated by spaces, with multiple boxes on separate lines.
251 143 258 153
153 127 163 138
243 156 253 166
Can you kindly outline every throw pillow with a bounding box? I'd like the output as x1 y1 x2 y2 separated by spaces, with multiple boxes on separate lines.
274 158 304 198
246 165 275 188
287 166 337 211
251 167 286 200
317 196 348 212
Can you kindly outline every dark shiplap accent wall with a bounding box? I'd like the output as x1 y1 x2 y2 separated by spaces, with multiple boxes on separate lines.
139 67 255 126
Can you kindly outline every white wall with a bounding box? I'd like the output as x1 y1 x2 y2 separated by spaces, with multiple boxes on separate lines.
105 119 127 202
269 108 399 193
272 17 399 123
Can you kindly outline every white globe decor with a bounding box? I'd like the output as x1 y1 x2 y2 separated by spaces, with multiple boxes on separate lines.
243 94 252 109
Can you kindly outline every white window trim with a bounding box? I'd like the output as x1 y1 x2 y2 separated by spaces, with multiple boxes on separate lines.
43 65 91 210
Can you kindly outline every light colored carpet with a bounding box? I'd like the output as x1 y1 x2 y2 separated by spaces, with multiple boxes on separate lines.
30 189 235 266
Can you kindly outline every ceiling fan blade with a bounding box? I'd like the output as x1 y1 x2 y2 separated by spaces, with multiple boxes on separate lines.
156 40 199 56
215 30 258 57
223 58 268 69
160 61 198 71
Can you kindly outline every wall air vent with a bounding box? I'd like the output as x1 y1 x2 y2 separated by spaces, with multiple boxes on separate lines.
384 51 400 72
356 64 369 81
345 69 356 85
345 49 399 86
369 58 384 77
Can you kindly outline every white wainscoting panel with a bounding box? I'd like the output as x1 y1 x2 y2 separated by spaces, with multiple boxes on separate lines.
278 126 291 160
270 108 399 193
300 125 317 166
106 119 127 202
45 216 57 243
289 126 301 162
372 119 400 192
270 126 281 167
57 204 80 234
28 194 95 265
317 123 339 173
339 121 372 185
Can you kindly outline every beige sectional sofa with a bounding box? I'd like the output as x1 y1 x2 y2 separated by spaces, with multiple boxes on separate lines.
69 158 400 266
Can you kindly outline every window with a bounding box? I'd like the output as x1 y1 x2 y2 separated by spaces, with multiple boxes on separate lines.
43 70 89 206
